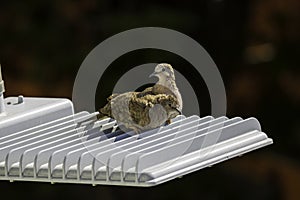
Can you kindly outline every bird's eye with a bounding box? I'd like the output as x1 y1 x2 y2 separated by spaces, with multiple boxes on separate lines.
162 68 166 72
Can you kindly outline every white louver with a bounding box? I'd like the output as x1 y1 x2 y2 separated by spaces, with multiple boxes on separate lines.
0 96 273 187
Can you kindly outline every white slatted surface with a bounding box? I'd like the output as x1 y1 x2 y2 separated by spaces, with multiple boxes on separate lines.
0 111 273 187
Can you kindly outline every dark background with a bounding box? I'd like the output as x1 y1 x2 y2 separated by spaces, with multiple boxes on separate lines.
0 0 300 199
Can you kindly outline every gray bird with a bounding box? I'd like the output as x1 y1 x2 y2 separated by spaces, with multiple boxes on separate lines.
139 63 183 112
98 92 181 133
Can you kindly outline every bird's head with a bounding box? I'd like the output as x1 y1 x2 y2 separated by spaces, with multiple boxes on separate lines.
149 63 175 80
158 95 181 118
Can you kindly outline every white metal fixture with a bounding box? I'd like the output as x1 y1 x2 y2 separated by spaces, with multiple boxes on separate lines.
0 67 273 187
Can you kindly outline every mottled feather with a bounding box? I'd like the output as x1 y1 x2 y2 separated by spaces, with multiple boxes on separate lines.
98 92 180 133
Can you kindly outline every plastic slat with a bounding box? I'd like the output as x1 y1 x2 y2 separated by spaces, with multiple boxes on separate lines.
0 112 89 143
93 116 210 180
141 131 270 183
78 116 196 180
109 116 228 181
121 117 242 182
136 118 261 179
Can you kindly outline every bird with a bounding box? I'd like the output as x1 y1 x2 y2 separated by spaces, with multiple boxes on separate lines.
98 92 180 133
97 63 182 133
138 63 183 112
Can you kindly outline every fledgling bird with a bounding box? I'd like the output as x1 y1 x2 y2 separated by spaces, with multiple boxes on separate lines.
99 92 181 133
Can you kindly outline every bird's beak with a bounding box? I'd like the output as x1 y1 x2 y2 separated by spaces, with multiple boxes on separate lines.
149 71 158 78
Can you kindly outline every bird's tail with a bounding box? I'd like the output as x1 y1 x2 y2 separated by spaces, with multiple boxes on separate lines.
96 111 110 120
97 103 112 120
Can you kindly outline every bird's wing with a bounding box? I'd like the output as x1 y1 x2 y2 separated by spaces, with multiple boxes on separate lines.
152 84 175 96
136 85 175 97
128 93 176 127
136 87 154 97
131 94 178 128
128 95 154 127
